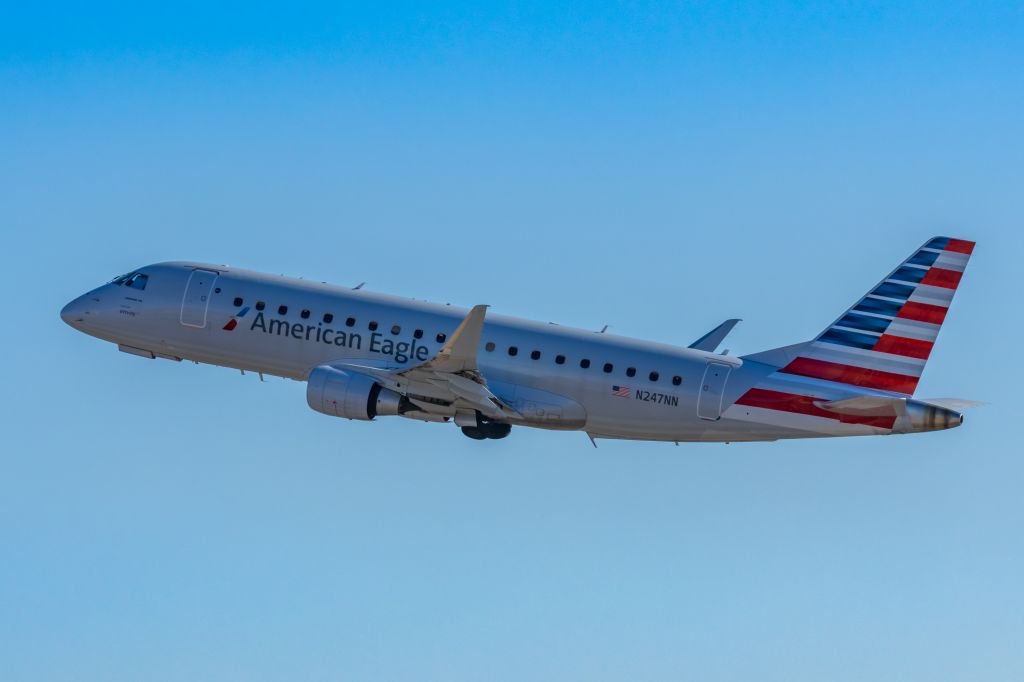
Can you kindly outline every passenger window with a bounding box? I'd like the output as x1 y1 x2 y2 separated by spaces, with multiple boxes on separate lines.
672 375 682 386
531 350 541 360
649 371 660 382
346 317 355 327
255 301 265 311
300 309 311 319
436 333 447 343
233 297 243 307
278 305 288 315
391 325 401 335
508 346 518 356
126 273 148 291
323 313 334 324
603 363 613 373
580 359 591 369
485 342 495 352
368 321 378 331
626 367 636 377
414 329 423 339
555 354 565 365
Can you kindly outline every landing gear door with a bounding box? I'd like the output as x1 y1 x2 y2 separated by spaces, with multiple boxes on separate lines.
180 269 219 328
697 362 731 421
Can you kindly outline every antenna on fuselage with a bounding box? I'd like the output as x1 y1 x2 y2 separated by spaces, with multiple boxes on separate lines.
597 325 609 334
353 282 366 290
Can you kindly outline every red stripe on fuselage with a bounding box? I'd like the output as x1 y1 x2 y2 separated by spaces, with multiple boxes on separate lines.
735 388 897 429
779 357 919 395
897 301 948 325
945 239 975 254
920 267 962 289
872 334 934 360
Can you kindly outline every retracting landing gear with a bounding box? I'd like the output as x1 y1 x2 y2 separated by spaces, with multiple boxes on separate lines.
459 413 512 440
461 423 512 440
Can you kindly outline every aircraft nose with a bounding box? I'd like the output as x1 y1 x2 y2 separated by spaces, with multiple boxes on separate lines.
60 295 90 328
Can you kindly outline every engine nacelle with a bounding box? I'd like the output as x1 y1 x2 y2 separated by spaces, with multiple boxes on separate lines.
306 366 402 420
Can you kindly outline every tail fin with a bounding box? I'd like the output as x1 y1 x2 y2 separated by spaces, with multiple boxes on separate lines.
754 237 975 396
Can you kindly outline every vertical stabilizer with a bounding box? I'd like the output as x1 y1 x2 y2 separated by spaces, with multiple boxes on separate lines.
745 237 974 396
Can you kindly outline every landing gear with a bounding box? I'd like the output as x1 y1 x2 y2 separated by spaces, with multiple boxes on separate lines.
461 426 488 440
460 419 512 440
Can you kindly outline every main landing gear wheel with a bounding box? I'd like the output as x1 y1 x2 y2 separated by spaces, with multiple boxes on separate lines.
460 422 512 440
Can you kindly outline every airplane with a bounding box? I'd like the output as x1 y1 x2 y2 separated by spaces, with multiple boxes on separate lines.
61 237 975 444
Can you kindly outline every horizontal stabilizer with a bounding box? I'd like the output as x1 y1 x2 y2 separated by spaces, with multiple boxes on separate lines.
815 395 983 418
918 398 986 411
689 319 741 352
814 396 907 417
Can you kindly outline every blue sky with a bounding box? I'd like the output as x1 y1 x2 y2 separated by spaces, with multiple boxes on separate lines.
2 3 1023 680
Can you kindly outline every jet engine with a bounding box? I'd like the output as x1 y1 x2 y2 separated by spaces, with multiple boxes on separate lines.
306 366 403 420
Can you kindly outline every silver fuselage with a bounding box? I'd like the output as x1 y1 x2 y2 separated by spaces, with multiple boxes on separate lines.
61 261 960 443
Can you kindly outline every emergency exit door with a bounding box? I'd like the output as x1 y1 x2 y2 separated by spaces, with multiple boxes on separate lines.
697 362 731 421
180 269 219 328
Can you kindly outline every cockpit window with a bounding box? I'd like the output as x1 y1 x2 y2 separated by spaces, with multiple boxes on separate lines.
110 272 148 290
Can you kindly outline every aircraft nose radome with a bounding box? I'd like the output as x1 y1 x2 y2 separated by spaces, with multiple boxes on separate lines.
60 296 88 328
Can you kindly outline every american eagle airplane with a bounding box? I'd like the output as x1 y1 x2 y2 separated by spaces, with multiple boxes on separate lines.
61 237 974 443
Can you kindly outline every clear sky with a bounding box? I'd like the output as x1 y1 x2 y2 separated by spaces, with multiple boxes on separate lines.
2 2 1022 680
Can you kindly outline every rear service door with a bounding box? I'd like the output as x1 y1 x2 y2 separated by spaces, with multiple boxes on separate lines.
180 269 219 328
697 362 731 421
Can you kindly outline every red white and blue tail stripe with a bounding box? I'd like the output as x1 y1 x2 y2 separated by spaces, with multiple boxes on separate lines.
772 236 974 396
730 237 974 436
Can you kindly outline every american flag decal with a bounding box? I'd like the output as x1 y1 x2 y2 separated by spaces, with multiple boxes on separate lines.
612 385 630 398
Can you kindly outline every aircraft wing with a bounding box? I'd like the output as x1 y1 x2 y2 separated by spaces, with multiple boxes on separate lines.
333 304 520 420
689 319 741 352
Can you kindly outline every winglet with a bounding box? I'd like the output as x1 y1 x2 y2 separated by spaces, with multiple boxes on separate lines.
424 304 489 373
689 319 741 352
